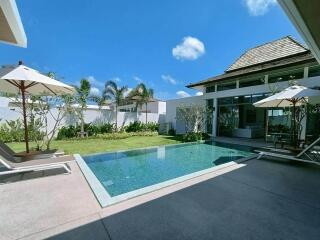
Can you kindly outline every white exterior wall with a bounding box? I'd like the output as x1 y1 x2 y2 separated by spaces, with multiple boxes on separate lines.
166 96 205 134
118 101 166 114
158 101 166 114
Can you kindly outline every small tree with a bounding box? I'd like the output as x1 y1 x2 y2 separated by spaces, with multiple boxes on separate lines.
176 104 207 133
74 79 91 138
27 94 73 150
129 83 154 124
103 81 127 130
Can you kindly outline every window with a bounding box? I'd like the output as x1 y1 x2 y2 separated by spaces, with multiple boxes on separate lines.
268 109 284 117
268 69 304 83
308 65 320 78
218 94 268 106
207 99 214 109
206 85 215 93
239 77 264 88
217 82 236 91
218 97 233 105
238 95 252 104
252 94 265 103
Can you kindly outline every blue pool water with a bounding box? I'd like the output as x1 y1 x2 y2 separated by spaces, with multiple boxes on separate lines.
83 141 254 197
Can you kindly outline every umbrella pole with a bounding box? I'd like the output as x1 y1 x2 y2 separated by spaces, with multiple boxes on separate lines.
293 101 297 148
145 102 147 124
21 82 29 153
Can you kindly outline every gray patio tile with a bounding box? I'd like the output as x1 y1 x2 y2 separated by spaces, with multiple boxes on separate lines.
101 162 320 240
47 220 110 240
0 162 101 240
223 158 320 209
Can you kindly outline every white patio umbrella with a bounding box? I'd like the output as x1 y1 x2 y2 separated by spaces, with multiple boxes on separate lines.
0 61 75 153
253 85 320 108
253 85 320 147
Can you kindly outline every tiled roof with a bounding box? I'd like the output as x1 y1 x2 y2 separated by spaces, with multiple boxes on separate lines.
187 51 315 88
226 36 309 72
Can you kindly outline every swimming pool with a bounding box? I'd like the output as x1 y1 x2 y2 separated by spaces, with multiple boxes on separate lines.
76 141 255 206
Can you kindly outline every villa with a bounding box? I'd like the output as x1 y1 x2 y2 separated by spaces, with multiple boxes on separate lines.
167 36 320 141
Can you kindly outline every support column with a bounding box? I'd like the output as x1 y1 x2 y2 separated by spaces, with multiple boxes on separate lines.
212 98 218 137
300 110 307 140
303 67 309 79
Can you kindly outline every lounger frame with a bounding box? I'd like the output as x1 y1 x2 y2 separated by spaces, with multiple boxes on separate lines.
0 158 72 176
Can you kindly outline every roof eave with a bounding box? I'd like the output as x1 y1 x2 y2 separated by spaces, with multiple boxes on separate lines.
278 0 320 64
187 53 316 88
0 0 27 48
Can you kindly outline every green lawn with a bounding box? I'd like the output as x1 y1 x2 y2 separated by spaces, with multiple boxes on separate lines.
7 135 183 155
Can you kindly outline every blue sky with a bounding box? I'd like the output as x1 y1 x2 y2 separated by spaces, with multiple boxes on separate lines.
0 0 302 100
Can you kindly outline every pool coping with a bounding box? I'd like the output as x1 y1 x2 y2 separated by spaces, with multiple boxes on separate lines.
75 144 258 207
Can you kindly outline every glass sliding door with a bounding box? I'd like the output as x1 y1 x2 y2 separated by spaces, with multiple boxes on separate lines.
217 94 268 138
206 99 214 134
217 105 239 137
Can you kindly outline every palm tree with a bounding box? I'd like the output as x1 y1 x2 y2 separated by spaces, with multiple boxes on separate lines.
103 81 127 130
129 83 154 124
74 78 91 138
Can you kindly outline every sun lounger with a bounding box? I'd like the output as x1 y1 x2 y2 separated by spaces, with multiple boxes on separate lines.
0 154 73 176
0 141 64 161
256 136 320 166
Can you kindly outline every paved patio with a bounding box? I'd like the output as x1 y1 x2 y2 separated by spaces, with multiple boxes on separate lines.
0 156 320 239
214 136 270 148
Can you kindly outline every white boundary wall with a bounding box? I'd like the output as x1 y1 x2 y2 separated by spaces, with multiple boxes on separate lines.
0 102 165 135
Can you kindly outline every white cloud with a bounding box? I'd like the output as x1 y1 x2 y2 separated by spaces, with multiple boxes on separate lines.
90 87 101 96
124 88 133 97
133 76 143 83
87 76 98 85
172 36 205 61
87 75 104 88
195 91 203 96
176 90 191 98
244 0 277 16
161 74 177 85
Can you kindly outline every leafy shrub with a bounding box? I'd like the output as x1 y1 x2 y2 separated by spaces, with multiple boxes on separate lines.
99 123 114 134
57 126 74 140
97 131 158 140
125 121 159 132
182 132 210 142
87 124 100 136
0 119 44 143
57 123 96 139
125 121 144 132
56 121 159 140
144 122 159 132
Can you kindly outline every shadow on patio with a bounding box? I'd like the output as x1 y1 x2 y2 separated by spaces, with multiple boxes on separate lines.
48 158 320 240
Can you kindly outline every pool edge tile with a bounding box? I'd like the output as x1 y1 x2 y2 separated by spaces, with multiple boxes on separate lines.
74 154 111 207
